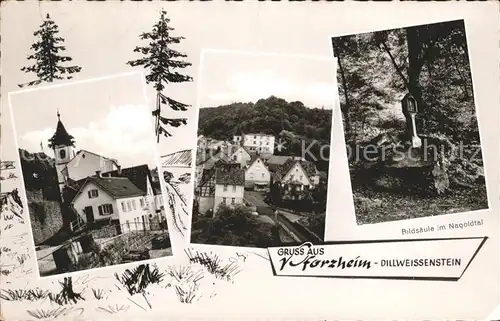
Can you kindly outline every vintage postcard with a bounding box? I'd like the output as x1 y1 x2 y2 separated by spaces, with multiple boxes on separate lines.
189 49 336 248
1 2 499 320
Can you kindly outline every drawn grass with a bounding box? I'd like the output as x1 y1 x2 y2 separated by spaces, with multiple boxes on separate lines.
167 265 204 284
96 304 130 314
26 307 82 320
48 277 85 305
115 264 165 295
92 288 106 300
185 249 242 282
0 288 50 301
174 282 201 304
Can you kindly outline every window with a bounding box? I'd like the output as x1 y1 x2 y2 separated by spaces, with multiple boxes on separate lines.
132 200 136 210
291 174 295 180
98 204 113 216
127 201 132 211
121 202 126 212
253 141 256 145
231 198 235 205
232 185 236 192
300 175 303 181
223 197 227 204
223 184 228 192
140 198 145 207
254 135 256 139
88 189 99 199
262 173 265 178
59 149 66 159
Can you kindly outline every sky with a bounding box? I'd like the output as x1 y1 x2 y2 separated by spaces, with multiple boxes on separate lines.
199 51 337 109
8 72 159 169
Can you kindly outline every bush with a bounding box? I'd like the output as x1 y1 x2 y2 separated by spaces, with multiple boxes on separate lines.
191 204 279 247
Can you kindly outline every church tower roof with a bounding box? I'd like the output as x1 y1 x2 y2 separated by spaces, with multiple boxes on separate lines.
49 110 75 148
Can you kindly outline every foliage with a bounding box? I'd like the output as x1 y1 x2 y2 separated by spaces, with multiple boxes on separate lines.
333 20 479 146
127 10 193 141
18 149 60 201
184 248 242 282
300 213 326 240
190 204 279 248
266 180 327 213
48 277 85 305
19 14 82 87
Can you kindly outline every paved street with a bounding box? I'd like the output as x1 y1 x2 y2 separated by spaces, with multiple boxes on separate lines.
244 191 304 223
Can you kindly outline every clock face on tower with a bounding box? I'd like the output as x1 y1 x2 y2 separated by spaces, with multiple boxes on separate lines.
59 149 66 159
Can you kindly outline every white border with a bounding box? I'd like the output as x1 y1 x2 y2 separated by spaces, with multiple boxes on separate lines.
8 71 178 279
186 48 338 252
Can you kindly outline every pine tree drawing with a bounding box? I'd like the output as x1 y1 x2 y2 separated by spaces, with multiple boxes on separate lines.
19 14 82 88
127 10 193 142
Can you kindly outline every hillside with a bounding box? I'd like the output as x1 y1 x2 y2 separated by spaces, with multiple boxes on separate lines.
197 96 333 171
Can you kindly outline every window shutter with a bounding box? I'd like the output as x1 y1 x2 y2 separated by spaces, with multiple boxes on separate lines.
88 191 91 198
109 204 114 214
98 206 103 215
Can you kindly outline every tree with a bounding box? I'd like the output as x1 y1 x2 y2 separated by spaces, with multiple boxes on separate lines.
19 14 82 88
127 10 193 142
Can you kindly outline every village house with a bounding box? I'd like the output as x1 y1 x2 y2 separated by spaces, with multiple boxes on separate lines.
270 158 320 192
104 164 165 222
228 145 252 168
244 155 271 191
233 133 275 155
71 172 149 233
195 163 244 215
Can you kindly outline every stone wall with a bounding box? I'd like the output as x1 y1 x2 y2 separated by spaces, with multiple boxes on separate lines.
28 189 64 245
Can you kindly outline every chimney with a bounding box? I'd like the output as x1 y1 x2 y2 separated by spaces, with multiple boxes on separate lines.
117 165 122 175
95 170 102 178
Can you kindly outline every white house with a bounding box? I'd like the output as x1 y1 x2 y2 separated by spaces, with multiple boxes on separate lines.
229 145 252 168
49 112 119 200
195 163 244 215
213 166 245 213
244 156 271 191
71 174 149 233
270 158 320 191
242 133 275 154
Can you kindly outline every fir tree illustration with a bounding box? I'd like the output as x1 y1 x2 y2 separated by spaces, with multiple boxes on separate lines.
127 10 193 142
19 14 82 88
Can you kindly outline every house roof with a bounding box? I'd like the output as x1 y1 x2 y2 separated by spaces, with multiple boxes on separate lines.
215 165 245 186
270 158 317 182
50 115 75 147
72 176 145 202
267 155 293 165
162 149 192 167
104 164 152 194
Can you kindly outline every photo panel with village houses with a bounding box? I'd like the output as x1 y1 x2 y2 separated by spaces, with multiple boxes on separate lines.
8 73 173 277
190 50 337 248
331 19 489 226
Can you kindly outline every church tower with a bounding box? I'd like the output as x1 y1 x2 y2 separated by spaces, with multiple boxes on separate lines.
49 110 75 200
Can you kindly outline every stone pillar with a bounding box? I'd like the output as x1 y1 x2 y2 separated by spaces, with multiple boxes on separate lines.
401 93 422 148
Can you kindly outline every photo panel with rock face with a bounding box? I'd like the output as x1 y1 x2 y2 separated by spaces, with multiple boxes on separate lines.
8 72 173 277
331 19 489 226
190 50 337 248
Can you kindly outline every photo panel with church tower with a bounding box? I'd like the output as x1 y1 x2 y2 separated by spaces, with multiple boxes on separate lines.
8 72 173 277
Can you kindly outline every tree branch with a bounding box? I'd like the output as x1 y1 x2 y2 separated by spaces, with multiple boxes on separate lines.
380 41 409 88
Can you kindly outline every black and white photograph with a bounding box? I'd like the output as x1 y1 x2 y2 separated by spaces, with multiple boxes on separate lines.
190 50 336 248
332 19 489 225
9 72 172 277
